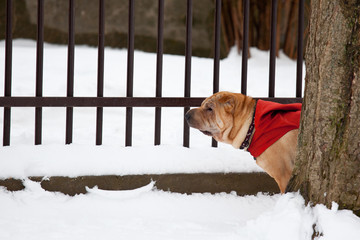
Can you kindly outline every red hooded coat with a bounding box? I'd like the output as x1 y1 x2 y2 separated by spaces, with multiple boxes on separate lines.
247 100 302 158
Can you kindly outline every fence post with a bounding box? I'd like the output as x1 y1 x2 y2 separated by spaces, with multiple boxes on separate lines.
66 0 75 144
3 0 13 146
125 0 135 147
35 0 44 145
241 0 249 95
211 0 221 148
96 0 105 145
268 0 278 98
296 0 304 98
154 0 164 146
183 0 192 148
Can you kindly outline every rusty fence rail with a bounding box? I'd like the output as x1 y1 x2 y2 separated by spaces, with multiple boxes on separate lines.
1 0 304 147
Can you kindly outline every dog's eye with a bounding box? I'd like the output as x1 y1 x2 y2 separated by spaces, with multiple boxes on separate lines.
207 107 213 112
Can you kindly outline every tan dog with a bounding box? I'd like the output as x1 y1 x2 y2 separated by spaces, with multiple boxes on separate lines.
185 91 301 193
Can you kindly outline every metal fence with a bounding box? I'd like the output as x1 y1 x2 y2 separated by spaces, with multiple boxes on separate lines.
1 0 304 147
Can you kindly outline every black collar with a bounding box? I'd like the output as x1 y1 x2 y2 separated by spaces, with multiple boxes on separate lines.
239 100 257 150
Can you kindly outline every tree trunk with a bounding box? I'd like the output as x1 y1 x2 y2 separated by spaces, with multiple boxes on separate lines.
287 0 360 216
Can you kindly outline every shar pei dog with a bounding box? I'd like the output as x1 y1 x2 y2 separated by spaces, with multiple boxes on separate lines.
185 91 302 193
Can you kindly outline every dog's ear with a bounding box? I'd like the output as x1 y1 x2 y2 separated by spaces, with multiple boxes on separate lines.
218 94 235 113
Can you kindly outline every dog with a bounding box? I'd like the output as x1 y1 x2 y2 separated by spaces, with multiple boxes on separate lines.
185 91 302 193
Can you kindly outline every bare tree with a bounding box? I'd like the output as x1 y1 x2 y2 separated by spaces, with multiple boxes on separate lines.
286 0 360 216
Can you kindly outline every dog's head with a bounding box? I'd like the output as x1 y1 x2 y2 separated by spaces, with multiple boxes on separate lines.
185 91 251 143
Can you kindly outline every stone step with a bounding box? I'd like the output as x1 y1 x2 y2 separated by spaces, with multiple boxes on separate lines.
0 172 279 196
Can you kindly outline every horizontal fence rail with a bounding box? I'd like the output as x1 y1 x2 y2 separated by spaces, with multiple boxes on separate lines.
2 0 304 146
0 97 302 107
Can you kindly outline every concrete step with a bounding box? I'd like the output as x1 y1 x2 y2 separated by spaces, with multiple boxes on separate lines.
0 172 279 196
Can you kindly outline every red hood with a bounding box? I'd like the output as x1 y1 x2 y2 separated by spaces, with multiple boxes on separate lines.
247 100 302 158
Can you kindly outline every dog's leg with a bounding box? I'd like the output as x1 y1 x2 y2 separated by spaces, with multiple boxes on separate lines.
274 172 292 193
256 130 298 193
257 157 291 193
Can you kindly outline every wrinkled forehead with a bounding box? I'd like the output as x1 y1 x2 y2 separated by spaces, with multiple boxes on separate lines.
201 95 217 108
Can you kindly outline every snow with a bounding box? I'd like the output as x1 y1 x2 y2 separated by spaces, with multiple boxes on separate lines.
0 144 262 179
1 40 359 239
312 203 360 239
0 180 279 240
1 180 360 240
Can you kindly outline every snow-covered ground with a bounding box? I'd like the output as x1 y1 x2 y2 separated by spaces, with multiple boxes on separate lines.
0 40 359 239
1 180 360 240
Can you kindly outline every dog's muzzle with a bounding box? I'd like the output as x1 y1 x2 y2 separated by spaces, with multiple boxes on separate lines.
185 110 213 136
184 111 192 122
185 109 199 130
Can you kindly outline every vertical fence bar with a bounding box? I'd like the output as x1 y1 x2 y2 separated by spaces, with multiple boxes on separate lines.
66 0 75 144
154 0 164 146
241 0 249 95
268 0 278 98
213 0 221 94
125 0 135 147
96 0 105 145
212 0 221 148
296 0 304 98
183 0 192 148
3 0 12 146
35 0 44 145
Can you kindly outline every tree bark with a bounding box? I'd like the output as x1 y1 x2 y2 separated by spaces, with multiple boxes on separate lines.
287 0 360 216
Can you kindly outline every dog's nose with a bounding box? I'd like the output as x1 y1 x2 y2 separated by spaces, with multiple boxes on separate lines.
185 111 191 122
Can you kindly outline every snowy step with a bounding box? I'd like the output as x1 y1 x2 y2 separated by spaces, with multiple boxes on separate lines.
0 173 279 196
